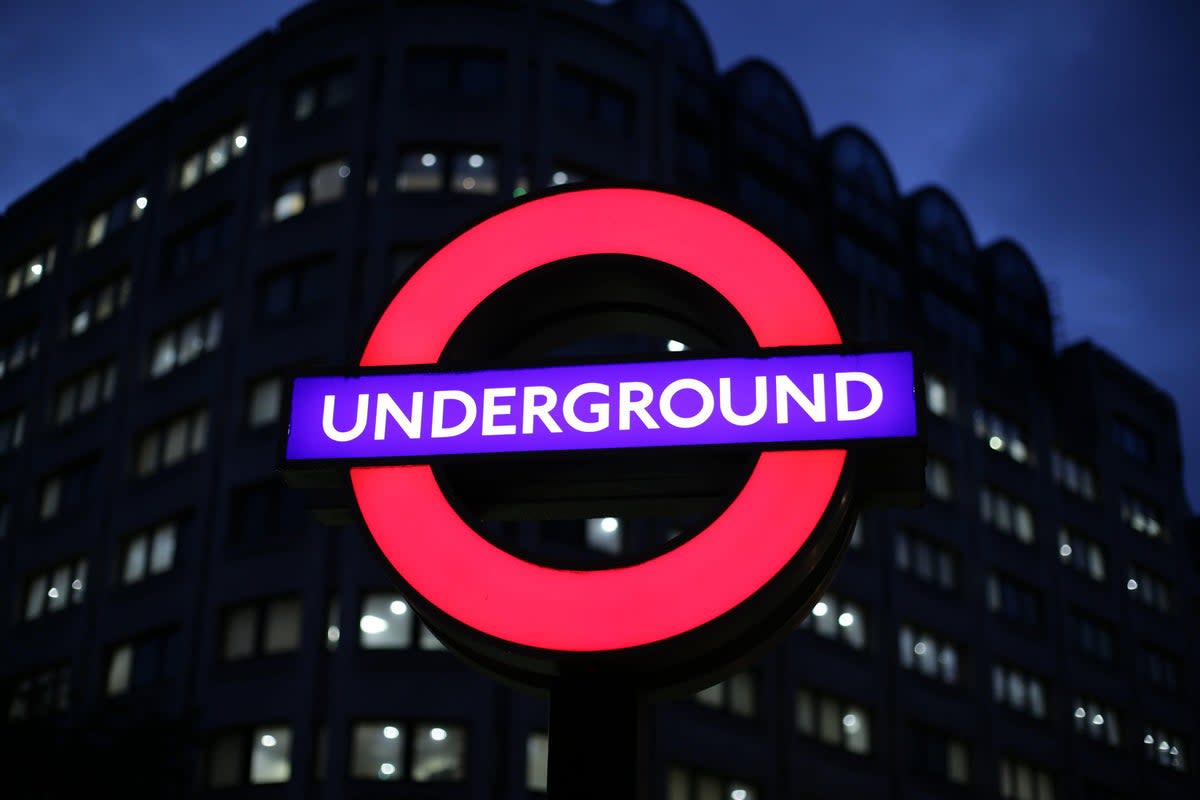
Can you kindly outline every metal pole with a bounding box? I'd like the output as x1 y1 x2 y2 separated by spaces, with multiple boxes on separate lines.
547 681 651 800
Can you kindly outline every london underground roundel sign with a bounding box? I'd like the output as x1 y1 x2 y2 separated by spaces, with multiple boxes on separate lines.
284 187 919 690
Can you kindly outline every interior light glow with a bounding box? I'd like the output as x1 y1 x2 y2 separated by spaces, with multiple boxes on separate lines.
71 579 82 591
1075 707 1087 719
380 762 396 776
135 196 148 210
430 727 448 742
1059 544 1072 557
30 263 43 276
327 626 340 642
599 517 619 534
913 641 927 656
1144 734 1155 745
234 134 248 149
837 612 854 627
1127 578 1138 590
812 602 828 617
842 713 858 730
390 600 408 615
337 165 351 179
731 789 747 800
261 734 277 747
421 153 437 167
989 435 1003 450
468 154 484 168
551 170 568 185
1092 714 1104 725
47 587 59 599
360 614 388 634
383 726 400 740
667 339 687 352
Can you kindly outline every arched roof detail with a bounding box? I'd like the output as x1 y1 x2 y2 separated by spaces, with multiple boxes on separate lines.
824 126 900 205
726 58 813 142
621 0 717 75
910 186 975 257
986 239 1050 315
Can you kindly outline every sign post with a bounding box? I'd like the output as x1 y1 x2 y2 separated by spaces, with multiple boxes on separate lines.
282 187 922 797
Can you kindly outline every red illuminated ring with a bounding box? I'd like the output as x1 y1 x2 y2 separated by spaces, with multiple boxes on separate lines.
351 188 846 652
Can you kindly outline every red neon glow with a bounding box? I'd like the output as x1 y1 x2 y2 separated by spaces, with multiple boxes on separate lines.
352 188 845 651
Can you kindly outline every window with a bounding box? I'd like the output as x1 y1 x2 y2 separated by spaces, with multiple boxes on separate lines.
227 479 312 552
554 66 634 138
404 48 503 99
1056 528 1105 581
0 328 39 381
1068 611 1114 664
220 596 302 661
347 721 465 782
80 187 148 250
979 487 1035 543
1141 645 1180 694
162 214 235 279
0 498 9 539
354 592 445 651
67 272 131 338
526 732 548 792
848 517 866 551
925 457 954 502
549 166 588 187
246 375 284 428
1113 416 1152 464
1143 727 1187 772
177 122 248 190
22 557 87 620
271 158 350 221
800 592 867 649
1126 565 1171 613
924 374 952 418
998 757 1055 800
6 665 70 721
973 408 1030 464
0 409 24 454
1120 491 1166 539
208 726 293 787
667 765 759 800
992 664 1047 718
256 260 330 321
395 148 497 195
987 573 1042 628
120 519 179 584
694 671 757 718
289 66 353 121
148 307 221 378
894 530 958 591
134 408 209 477
898 625 962 685
585 516 622 554
910 726 970 785
1072 697 1119 746
52 361 118 426
1050 449 1096 501
104 629 175 696
4 245 55 300
795 687 871 755
38 459 94 521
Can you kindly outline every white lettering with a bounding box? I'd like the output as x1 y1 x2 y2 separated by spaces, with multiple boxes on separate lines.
836 372 883 421
481 387 517 436
563 382 610 432
431 390 477 438
718 376 767 426
374 392 422 440
618 382 659 431
522 386 562 434
322 393 369 442
659 378 715 429
775 374 826 423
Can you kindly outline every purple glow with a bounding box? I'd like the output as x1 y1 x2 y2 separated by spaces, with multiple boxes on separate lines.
284 351 917 462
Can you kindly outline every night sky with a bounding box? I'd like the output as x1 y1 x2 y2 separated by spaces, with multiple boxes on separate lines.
2 0 1197 508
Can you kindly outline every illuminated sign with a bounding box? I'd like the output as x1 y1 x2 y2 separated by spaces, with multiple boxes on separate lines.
283 187 921 687
286 350 916 461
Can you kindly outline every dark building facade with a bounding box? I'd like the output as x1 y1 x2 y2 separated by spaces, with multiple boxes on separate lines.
1 1 1197 798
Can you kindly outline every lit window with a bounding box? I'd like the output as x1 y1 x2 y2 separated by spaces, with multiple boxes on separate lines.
992 664 1047 719
221 596 302 661
898 624 961 685
121 520 178 584
273 178 306 221
105 644 133 696
396 150 445 192
585 516 622 554
1050 449 1096 501
271 158 349 222
22 558 87 621
1072 697 1119 746
359 593 414 649
4 245 55 301
973 409 1031 464
1120 491 1166 540
925 374 951 418
250 726 292 784
351 722 405 780
925 457 953 502
247 376 283 428
412 723 466 782
894 530 957 590
289 69 353 122
1056 528 1105 582
795 687 871 755
450 152 497 194
177 122 247 191
694 671 757 718
526 732 548 792
0 409 24 453
134 408 208 477
1143 726 1188 772
668 766 758 800
998 757 1055 800
801 592 867 650
263 598 302 654
549 168 585 186
979 487 1035 543
1127 565 1171 613
310 159 349 205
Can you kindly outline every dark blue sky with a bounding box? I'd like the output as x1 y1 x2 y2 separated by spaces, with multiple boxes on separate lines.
2 0 1198 508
